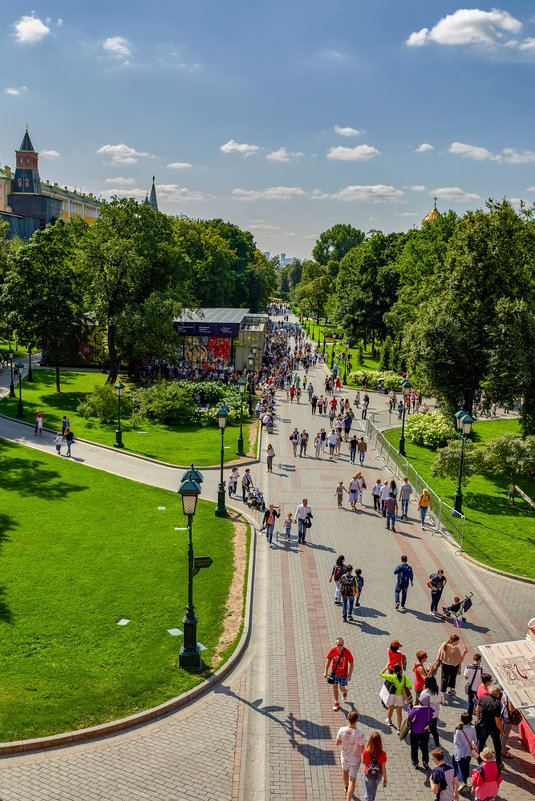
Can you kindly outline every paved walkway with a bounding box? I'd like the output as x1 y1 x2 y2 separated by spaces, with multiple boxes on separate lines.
0 342 533 800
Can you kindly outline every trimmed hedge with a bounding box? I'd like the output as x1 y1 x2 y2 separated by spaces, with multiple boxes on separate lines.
405 411 455 450
350 369 404 391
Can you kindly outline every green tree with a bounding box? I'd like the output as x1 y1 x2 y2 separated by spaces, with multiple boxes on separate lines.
1 220 84 391
484 434 535 485
246 250 277 311
174 218 234 306
431 440 485 486
313 223 365 265
293 260 331 321
203 219 256 307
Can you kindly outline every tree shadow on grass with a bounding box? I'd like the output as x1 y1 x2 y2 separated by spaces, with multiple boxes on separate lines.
0 513 17 623
464 491 535 522
0 442 87 501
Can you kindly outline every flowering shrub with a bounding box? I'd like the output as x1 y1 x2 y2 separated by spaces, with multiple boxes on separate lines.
350 370 403 391
405 412 455 450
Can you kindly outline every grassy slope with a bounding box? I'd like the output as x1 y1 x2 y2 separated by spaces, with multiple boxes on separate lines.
305 321 381 375
384 419 535 578
0 437 238 740
0 370 251 466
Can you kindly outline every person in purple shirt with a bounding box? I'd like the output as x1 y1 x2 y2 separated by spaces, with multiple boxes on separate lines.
408 697 434 769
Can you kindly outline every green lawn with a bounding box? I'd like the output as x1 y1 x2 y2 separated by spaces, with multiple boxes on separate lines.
384 419 535 579
304 320 381 375
0 337 28 359
0 370 252 466
0 437 241 741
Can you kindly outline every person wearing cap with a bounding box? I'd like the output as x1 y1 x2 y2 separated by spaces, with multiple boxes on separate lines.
471 747 502 800
476 685 505 767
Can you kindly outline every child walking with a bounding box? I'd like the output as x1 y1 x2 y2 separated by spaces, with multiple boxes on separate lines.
284 513 294 540
335 480 348 508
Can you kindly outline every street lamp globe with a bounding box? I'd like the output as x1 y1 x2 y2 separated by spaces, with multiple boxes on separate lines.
15 361 24 372
178 477 201 516
402 379 412 398
461 412 474 436
216 405 229 429
248 353 255 369
454 410 466 431
331 330 336 340
114 381 125 398
181 464 204 486
8 349 14 360
238 376 247 394
344 339 350 349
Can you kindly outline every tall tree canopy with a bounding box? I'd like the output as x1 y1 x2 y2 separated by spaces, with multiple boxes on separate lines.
313 223 365 266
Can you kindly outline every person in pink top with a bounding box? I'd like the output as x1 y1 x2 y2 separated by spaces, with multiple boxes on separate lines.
471 747 502 800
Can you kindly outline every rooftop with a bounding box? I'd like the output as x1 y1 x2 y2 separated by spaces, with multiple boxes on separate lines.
41 181 103 206
175 308 250 325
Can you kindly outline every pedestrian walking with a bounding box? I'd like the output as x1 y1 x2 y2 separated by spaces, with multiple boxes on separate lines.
420 676 441 747
330 555 346 604
266 443 275 473
64 427 74 457
354 568 364 607
54 432 64 455
412 650 430 702
372 478 382 512
335 480 348 508
399 477 412 519
452 712 477 791
289 428 299 457
418 488 432 529
430 748 458 801
408 697 434 769
311 394 317 414
336 710 365 801
262 504 280 547
380 481 390 516
34 410 44 436
294 498 313 544
379 663 411 731
385 491 398 532
472 747 502 800
361 399 368 419
348 475 360 510
394 555 414 610
299 429 309 457
383 640 407 672
433 635 468 700
228 468 240 497
327 429 338 459
361 732 387 801
324 636 354 711
340 565 357 622
283 513 293 540
241 468 253 502
356 472 366 505
349 434 357 464
475 686 505 766
61 415 70 433
357 436 367 465
343 413 352 440
464 653 483 717
427 569 447 614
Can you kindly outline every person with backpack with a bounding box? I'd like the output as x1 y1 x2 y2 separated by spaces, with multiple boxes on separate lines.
393 555 414 610
471 747 502 800
361 731 387 801
427 569 448 615
340 565 358 622
430 747 458 801
335 709 365 801
379 663 411 731
329 555 346 604
464 653 483 716
355 569 364 607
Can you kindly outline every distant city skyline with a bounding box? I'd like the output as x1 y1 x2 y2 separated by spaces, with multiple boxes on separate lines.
1 2 535 257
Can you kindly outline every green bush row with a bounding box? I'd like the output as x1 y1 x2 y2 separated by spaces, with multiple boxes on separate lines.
349 369 404 391
405 411 455 449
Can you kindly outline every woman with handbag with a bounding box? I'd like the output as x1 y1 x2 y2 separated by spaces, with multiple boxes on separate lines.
433 634 468 700
452 712 477 791
420 676 441 747
412 650 430 702
379 663 412 731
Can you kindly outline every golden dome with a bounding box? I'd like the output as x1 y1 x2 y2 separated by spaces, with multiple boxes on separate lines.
422 197 440 227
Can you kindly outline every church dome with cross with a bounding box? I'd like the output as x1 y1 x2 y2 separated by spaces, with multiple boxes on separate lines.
422 197 440 227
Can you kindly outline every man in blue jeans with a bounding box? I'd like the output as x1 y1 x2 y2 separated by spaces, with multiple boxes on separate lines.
399 477 412 519
394 555 414 610
294 498 313 543
385 491 398 532
340 566 357 622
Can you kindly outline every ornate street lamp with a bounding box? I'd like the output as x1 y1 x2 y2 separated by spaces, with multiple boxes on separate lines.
215 404 229 516
398 379 412 456
8 349 15 398
177 473 203 670
330 331 336 370
317 318 323 349
15 361 24 418
247 352 255 415
343 339 350 385
322 321 327 353
113 381 125 448
236 376 247 456
453 411 474 516
27 342 33 382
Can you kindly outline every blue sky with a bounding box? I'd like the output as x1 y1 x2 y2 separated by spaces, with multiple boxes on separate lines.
1 1 535 257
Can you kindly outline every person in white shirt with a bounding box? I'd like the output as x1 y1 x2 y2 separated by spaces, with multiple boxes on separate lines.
336 710 365 801
399 477 413 519
327 430 338 459
380 482 390 517
294 498 312 543
228 468 240 497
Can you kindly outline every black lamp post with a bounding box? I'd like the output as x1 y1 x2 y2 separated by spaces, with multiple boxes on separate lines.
114 381 125 448
236 376 247 456
215 404 229 516
453 410 474 516
247 352 255 415
27 343 33 382
178 472 203 670
322 321 327 353
317 319 322 349
330 331 336 370
343 339 350 385
8 349 15 398
398 378 412 456
15 361 24 418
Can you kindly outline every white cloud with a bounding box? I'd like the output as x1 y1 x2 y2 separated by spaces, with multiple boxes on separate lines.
40 149 61 160
526 186 535 192
167 162 193 169
518 37 535 52
406 9 522 48
407 185 426 192
101 184 211 203
448 141 496 161
220 139 259 157
415 143 434 153
97 143 152 165
102 36 131 60
502 147 535 164
330 185 404 203
232 186 306 201
334 125 361 137
13 14 51 44
398 212 421 217
248 223 278 231
327 144 380 161
432 186 482 203
104 177 135 186
310 189 330 200
3 86 27 96
266 147 304 162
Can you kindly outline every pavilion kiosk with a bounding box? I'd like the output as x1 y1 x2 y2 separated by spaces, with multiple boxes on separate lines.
173 308 267 369
479 617 535 756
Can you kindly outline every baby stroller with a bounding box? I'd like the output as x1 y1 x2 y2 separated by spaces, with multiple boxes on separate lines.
247 487 266 512
441 593 473 626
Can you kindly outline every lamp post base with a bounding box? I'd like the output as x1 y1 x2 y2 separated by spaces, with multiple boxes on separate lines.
453 487 463 517
9 384 15 398
114 428 124 448
16 401 24 418
215 486 227 517
398 434 405 457
236 433 245 457
179 643 203 670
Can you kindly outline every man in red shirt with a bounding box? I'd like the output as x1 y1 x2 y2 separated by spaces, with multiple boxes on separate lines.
324 637 354 711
